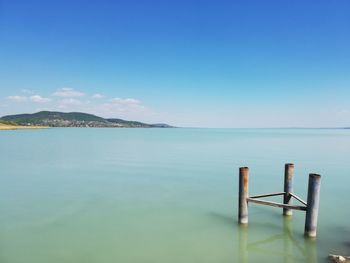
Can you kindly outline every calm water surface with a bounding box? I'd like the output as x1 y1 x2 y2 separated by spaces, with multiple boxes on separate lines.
0 128 349 263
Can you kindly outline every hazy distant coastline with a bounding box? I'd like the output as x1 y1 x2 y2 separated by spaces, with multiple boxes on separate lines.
0 111 174 129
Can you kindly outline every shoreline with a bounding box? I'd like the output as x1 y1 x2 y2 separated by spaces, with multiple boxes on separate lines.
0 124 49 130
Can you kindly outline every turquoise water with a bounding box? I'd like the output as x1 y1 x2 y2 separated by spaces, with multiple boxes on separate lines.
0 128 349 262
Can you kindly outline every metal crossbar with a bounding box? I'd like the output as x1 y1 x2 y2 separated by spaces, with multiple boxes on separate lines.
249 192 285 199
247 197 307 211
247 191 307 211
290 193 307 206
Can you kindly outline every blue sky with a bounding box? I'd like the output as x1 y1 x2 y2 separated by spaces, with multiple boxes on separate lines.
0 0 349 127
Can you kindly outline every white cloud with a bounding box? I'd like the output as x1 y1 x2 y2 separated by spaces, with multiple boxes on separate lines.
92 93 105 99
93 97 153 119
5 92 157 123
30 95 51 103
7 95 27 102
57 98 83 109
110 98 141 105
59 98 82 106
53 87 84 97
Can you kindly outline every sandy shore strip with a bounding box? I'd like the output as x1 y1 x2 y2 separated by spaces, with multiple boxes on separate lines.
0 123 49 130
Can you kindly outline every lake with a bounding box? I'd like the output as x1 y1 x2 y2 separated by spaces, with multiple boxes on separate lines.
0 128 349 262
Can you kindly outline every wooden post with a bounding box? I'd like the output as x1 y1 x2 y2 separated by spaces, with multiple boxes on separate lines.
238 167 249 224
304 173 321 238
283 163 294 216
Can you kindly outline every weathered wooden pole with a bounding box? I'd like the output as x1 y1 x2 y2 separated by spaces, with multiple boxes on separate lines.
238 167 249 224
304 173 321 238
283 163 294 216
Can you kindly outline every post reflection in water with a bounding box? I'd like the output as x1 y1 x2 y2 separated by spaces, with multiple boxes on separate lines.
238 217 317 263
238 224 248 263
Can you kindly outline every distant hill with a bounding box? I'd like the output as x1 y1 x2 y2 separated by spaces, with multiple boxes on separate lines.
0 111 174 128
106 118 153 128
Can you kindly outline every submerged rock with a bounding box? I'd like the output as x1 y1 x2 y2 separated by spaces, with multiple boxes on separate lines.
329 254 350 263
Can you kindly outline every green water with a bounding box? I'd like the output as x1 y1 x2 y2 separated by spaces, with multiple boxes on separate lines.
0 128 349 262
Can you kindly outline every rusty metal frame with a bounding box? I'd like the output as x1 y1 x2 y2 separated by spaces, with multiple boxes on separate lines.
238 164 321 238
246 192 307 211
247 191 307 211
